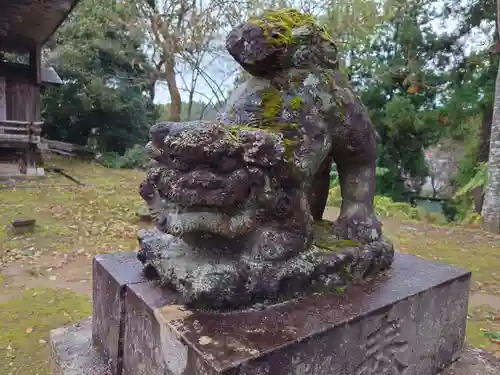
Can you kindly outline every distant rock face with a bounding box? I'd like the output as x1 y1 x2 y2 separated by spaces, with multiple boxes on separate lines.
136 9 394 310
422 140 465 198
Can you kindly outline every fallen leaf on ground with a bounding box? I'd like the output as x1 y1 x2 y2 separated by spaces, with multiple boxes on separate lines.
484 332 500 340
198 336 213 345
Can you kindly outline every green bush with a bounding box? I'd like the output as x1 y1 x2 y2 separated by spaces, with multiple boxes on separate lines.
326 189 450 224
454 162 488 200
461 211 483 227
119 145 150 169
374 196 419 220
99 145 150 169
97 152 122 168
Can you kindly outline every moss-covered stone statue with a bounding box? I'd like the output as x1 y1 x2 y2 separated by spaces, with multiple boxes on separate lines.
137 9 394 310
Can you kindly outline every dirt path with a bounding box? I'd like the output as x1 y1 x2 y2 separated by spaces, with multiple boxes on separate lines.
0 253 93 303
470 293 500 311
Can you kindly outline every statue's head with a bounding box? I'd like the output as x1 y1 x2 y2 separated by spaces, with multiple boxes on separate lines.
226 8 338 77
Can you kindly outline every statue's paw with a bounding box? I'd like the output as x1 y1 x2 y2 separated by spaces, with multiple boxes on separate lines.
331 214 382 244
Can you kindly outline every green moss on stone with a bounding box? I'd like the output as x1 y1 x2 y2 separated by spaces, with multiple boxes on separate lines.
227 127 241 143
317 25 335 43
248 8 334 46
261 87 284 118
342 264 354 282
231 122 299 163
229 86 301 163
260 87 299 162
289 96 305 110
248 9 316 46
313 220 361 251
282 138 298 161
320 71 346 121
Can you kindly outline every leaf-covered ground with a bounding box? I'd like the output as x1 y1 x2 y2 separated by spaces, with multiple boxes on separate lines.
1 158 145 262
0 157 499 374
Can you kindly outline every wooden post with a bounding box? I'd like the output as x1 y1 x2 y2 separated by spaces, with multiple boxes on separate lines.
0 76 5 121
488 40 500 55
29 44 41 85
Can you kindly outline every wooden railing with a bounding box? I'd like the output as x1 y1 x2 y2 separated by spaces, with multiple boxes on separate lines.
0 120 43 143
40 138 95 159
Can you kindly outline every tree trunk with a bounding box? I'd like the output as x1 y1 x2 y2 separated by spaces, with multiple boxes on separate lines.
481 0 500 232
481 57 500 233
187 88 195 121
431 175 438 198
473 104 493 213
148 78 156 103
165 59 182 122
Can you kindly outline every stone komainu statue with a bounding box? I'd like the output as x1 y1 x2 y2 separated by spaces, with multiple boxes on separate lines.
137 9 394 310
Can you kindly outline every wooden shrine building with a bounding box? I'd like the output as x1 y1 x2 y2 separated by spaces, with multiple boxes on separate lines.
0 0 80 178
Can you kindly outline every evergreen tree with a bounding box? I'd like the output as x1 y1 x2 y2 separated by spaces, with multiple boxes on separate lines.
41 0 157 154
351 2 445 199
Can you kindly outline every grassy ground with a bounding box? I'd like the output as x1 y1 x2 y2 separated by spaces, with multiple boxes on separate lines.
0 288 91 375
1 157 500 374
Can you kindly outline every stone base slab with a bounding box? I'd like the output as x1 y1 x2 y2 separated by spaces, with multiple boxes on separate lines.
50 319 500 375
50 318 111 375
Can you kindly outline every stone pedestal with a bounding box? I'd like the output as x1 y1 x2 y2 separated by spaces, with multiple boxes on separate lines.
51 252 476 375
91 252 148 375
121 253 471 375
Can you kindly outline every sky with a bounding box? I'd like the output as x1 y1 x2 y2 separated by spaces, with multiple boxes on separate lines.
154 55 239 105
